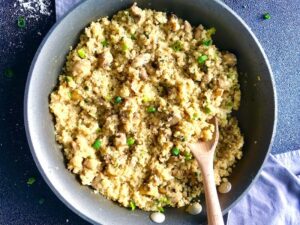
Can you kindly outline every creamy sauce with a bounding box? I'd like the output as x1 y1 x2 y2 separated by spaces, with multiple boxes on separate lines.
186 202 202 215
150 212 165 223
218 181 232 193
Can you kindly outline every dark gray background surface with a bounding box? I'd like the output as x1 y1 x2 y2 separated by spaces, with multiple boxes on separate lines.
0 0 299 224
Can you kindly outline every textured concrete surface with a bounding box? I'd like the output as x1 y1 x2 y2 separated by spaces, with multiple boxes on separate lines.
0 0 299 224
223 0 300 154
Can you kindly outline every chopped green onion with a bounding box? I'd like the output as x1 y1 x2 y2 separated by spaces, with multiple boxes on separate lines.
185 152 192 160
114 96 122 104
96 128 101 133
127 137 135 146
207 27 216 37
263 13 271 20
104 95 112 101
142 96 151 102
159 197 170 205
192 113 199 120
129 201 136 211
159 197 168 203
171 41 183 52
38 198 45 205
17 16 26 28
92 139 102 150
27 177 36 185
197 55 208 64
202 39 212 46
204 106 211 114
122 43 128 51
130 33 137 40
171 147 180 156
68 92 72 98
77 48 86 59
4 68 14 78
101 39 109 47
65 76 73 82
157 206 164 213
226 101 233 108
147 106 156 113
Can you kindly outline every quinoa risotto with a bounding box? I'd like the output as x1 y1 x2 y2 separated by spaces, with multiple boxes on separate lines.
49 4 244 212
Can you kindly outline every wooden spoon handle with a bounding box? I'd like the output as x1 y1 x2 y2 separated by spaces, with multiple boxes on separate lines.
201 162 224 225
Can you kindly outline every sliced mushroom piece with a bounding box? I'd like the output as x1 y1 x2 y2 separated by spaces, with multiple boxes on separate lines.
130 80 141 94
168 113 182 126
138 185 150 195
158 187 167 194
168 14 180 31
132 53 151 67
130 3 145 23
114 133 127 147
139 67 148 80
145 64 156 76
184 20 192 33
72 60 91 76
83 158 98 170
71 141 78 150
98 50 113 68
194 25 204 39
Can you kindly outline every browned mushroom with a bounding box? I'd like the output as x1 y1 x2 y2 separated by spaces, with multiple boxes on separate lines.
168 14 180 31
132 53 151 67
194 25 204 39
184 21 192 33
130 3 145 23
98 50 113 68
114 133 127 147
139 67 148 80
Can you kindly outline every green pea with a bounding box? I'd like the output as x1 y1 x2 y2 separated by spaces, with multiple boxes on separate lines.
171 147 180 156
92 139 102 150
77 48 86 59
114 96 122 104
197 55 208 64
147 106 156 113
127 137 135 146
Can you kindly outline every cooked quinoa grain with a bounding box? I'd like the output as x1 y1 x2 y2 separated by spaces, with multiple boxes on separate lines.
49 4 244 211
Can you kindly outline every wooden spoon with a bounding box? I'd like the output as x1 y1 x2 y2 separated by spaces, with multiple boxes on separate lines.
188 118 224 225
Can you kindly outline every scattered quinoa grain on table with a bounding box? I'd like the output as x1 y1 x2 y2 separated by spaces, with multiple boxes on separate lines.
49 3 244 212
